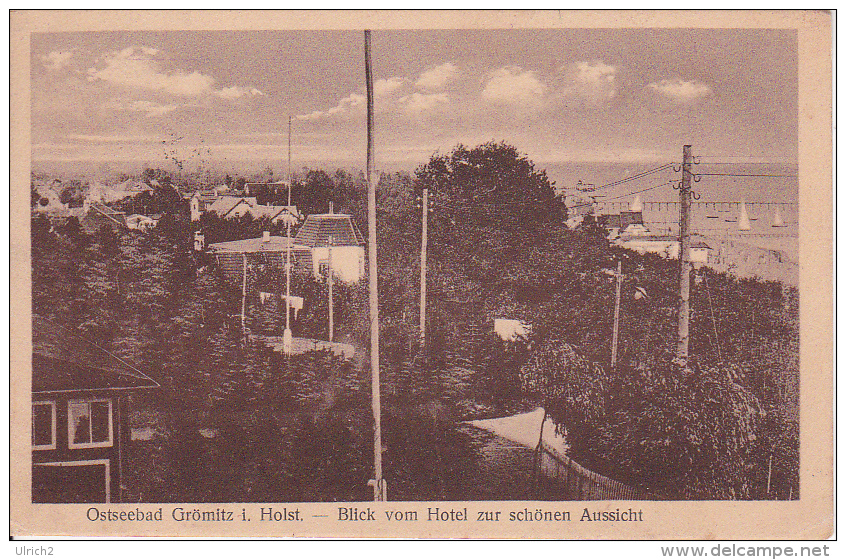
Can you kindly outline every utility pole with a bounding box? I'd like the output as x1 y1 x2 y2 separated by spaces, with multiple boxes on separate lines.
677 144 693 365
328 234 334 342
419 186 428 347
283 114 293 354
241 253 248 345
364 29 386 502
611 258 622 368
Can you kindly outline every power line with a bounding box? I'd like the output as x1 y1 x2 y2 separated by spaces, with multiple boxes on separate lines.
693 172 798 178
568 181 676 210
592 163 675 191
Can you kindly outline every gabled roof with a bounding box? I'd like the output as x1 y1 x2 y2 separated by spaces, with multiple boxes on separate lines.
32 317 159 394
207 196 258 217
88 203 126 226
294 213 365 247
250 205 300 222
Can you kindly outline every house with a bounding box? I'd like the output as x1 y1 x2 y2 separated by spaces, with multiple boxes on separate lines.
81 202 127 233
87 180 153 205
207 232 314 283
188 190 221 221
31 183 67 213
294 211 366 283
615 235 711 263
124 214 158 232
31 317 159 503
207 196 258 219
191 193 300 225
598 211 645 239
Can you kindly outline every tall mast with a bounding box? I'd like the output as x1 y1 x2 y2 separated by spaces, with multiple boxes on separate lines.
676 144 692 365
364 29 385 501
283 115 293 354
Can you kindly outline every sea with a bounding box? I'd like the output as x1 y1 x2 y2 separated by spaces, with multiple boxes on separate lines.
31 157 799 260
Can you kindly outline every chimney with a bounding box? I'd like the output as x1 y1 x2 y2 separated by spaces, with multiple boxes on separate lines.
262 231 271 242
329 201 334 214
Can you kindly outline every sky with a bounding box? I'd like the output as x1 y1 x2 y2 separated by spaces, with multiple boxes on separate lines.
31 29 798 173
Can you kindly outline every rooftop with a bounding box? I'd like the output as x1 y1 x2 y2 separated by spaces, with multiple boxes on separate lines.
294 213 365 247
208 235 310 253
32 317 159 394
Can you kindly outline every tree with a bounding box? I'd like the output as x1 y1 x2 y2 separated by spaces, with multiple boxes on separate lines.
521 340 762 499
415 142 565 233
59 180 86 208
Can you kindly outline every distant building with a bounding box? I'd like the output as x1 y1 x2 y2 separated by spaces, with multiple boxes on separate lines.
124 214 158 232
31 317 159 503
208 233 313 283
208 212 366 285
87 180 153 205
188 190 220 221
598 211 645 239
191 193 300 225
616 234 710 263
206 196 258 219
81 202 127 233
294 212 366 283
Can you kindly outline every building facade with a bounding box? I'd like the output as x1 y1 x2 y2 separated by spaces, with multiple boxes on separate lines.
31 317 158 503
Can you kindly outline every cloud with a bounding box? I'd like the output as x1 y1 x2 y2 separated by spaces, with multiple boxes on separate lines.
216 86 265 100
296 92 366 121
102 99 178 118
415 63 458 91
481 66 547 107
375 77 405 98
557 60 617 105
398 92 449 115
42 50 74 71
297 76 404 121
86 46 262 100
647 78 712 103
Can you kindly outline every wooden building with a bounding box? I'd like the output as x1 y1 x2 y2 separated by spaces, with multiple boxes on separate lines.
31 317 159 503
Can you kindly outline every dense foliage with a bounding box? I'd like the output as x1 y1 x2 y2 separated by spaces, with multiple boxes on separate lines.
31 142 799 500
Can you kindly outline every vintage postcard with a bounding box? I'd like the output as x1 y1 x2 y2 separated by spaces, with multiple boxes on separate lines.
10 10 833 539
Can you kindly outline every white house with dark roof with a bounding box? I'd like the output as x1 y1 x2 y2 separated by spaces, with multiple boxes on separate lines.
294 211 366 283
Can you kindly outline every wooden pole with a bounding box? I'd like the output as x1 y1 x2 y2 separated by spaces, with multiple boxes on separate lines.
284 115 293 353
419 186 428 347
767 453 773 495
611 258 622 368
241 253 248 344
328 235 334 342
364 29 385 501
677 144 693 365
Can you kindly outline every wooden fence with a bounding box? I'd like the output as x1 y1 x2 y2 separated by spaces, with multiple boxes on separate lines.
535 442 653 500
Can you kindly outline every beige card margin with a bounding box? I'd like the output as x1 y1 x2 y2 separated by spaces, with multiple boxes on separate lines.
9 10 833 539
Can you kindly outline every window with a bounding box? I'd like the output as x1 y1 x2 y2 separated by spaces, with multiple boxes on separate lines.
32 401 56 450
68 399 113 449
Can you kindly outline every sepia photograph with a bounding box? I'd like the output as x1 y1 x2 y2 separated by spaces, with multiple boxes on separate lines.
11 10 832 539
